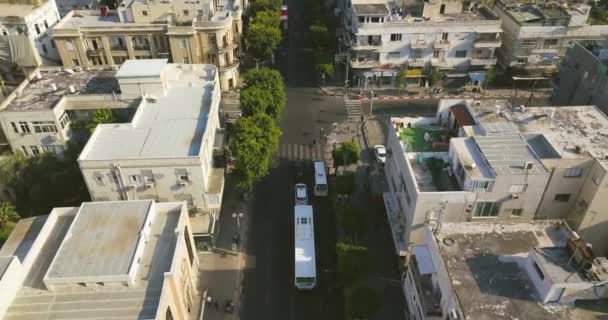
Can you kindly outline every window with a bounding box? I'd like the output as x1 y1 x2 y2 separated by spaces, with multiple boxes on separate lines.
533 262 545 280
30 146 40 156
412 49 423 59
183 10 189 15
10 122 18 133
517 57 528 64
471 180 492 191
21 146 29 156
142 10 148 16
59 112 70 129
474 201 500 217
455 50 467 58
77 282 86 287
509 184 527 193
358 16 364 23
564 167 583 177
179 174 189 182
543 39 558 48
129 175 139 184
509 208 523 217
18 121 31 134
183 56 190 64
521 39 537 48
387 52 400 60
41 145 65 154
442 33 448 40
433 50 441 58
44 20 49 28
144 176 155 184
554 194 571 202
34 24 41 35
184 226 194 265
370 17 380 23
180 38 188 48
31 121 58 133
390 34 402 41
301 217 308 224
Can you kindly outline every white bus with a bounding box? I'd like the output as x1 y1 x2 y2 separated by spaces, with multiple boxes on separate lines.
294 205 316 290
313 161 328 196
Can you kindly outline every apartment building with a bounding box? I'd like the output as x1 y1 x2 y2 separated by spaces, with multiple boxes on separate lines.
340 0 502 88
0 0 62 64
405 223 608 320
78 59 225 212
493 0 608 75
0 200 200 319
0 66 135 157
51 0 243 91
552 42 608 111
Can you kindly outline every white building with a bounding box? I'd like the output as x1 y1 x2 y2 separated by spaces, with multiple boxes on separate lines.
78 59 225 212
384 99 608 259
404 222 608 320
0 0 62 64
493 0 608 74
340 0 502 88
0 200 200 320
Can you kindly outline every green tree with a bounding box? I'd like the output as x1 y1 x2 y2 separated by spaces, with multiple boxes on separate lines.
336 242 368 284
340 205 367 243
396 70 408 94
254 9 280 28
0 202 19 229
333 141 360 166
230 114 281 191
310 24 330 49
246 22 282 59
239 85 274 117
86 109 117 134
346 285 380 320
430 68 443 86
315 52 335 78
242 68 286 119
249 0 281 13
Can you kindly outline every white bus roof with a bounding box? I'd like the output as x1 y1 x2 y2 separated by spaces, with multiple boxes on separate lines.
313 161 327 185
294 205 316 277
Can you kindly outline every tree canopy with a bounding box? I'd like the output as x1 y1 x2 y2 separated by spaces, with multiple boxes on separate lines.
336 242 369 284
0 202 19 229
346 285 380 320
246 22 282 59
240 85 274 117
254 9 280 28
242 68 286 119
230 114 281 191
249 0 281 13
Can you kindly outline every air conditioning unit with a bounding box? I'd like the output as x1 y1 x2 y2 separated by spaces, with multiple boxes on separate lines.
524 161 533 170
145 183 154 189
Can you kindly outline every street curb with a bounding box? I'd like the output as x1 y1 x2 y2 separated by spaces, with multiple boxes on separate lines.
359 93 551 101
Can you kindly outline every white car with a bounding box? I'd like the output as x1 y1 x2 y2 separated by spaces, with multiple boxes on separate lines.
374 145 387 163
295 183 308 205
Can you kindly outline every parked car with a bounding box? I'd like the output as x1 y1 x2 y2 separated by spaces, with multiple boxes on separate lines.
295 183 308 205
374 145 387 163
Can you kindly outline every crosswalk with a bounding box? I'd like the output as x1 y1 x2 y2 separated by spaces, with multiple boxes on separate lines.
344 98 363 122
277 143 325 161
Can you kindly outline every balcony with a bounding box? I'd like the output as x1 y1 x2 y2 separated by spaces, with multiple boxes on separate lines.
212 42 239 53
351 40 383 50
110 45 127 51
219 59 239 72
410 253 443 318
434 39 450 48
474 39 501 48
132 44 150 51
408 58 426 67
411 40 429 49
350 59 381 68
86 48 102 56
470 57 497 66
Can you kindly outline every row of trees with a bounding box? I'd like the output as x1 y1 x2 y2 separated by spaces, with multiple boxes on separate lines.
310 0 334 79
230 68 286 191
246 0 282 61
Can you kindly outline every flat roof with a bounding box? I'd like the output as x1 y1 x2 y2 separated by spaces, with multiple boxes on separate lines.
116 59 168 78
353 3 389 15
0 1 48 18
3 68 118 111
54 10 124 29
45 201 151 280
451 137 493 180
506 106 608 159
437 222 608 320
3 202 182 319
473 134 547 175
0 216 47 262
80 63 217 160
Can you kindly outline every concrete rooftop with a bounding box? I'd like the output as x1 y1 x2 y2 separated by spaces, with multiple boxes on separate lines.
0 1 49 18
437 222 608 320
0 216 48 262
79 63 217 160
1 201 182 320
2 68 118 112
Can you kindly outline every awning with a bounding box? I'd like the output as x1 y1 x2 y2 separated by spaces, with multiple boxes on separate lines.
405 69 424 78
413 245 436 274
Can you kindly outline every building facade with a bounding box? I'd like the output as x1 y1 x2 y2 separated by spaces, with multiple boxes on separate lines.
51 0 243 91
78 59 225 212
340 0 502 88
552 42 608 111
0 0 62 64
493 0 608 75
0 200 200 319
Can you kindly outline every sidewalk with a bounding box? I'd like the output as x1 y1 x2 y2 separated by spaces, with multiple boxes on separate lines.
197 175 250 320
319 85 552 100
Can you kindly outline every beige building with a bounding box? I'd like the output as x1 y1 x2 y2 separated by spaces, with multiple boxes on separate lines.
0 200 200 320
51 0 243 91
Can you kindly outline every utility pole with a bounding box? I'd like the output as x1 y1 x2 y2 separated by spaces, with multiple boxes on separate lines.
369 90 374 117
334 53 350 96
